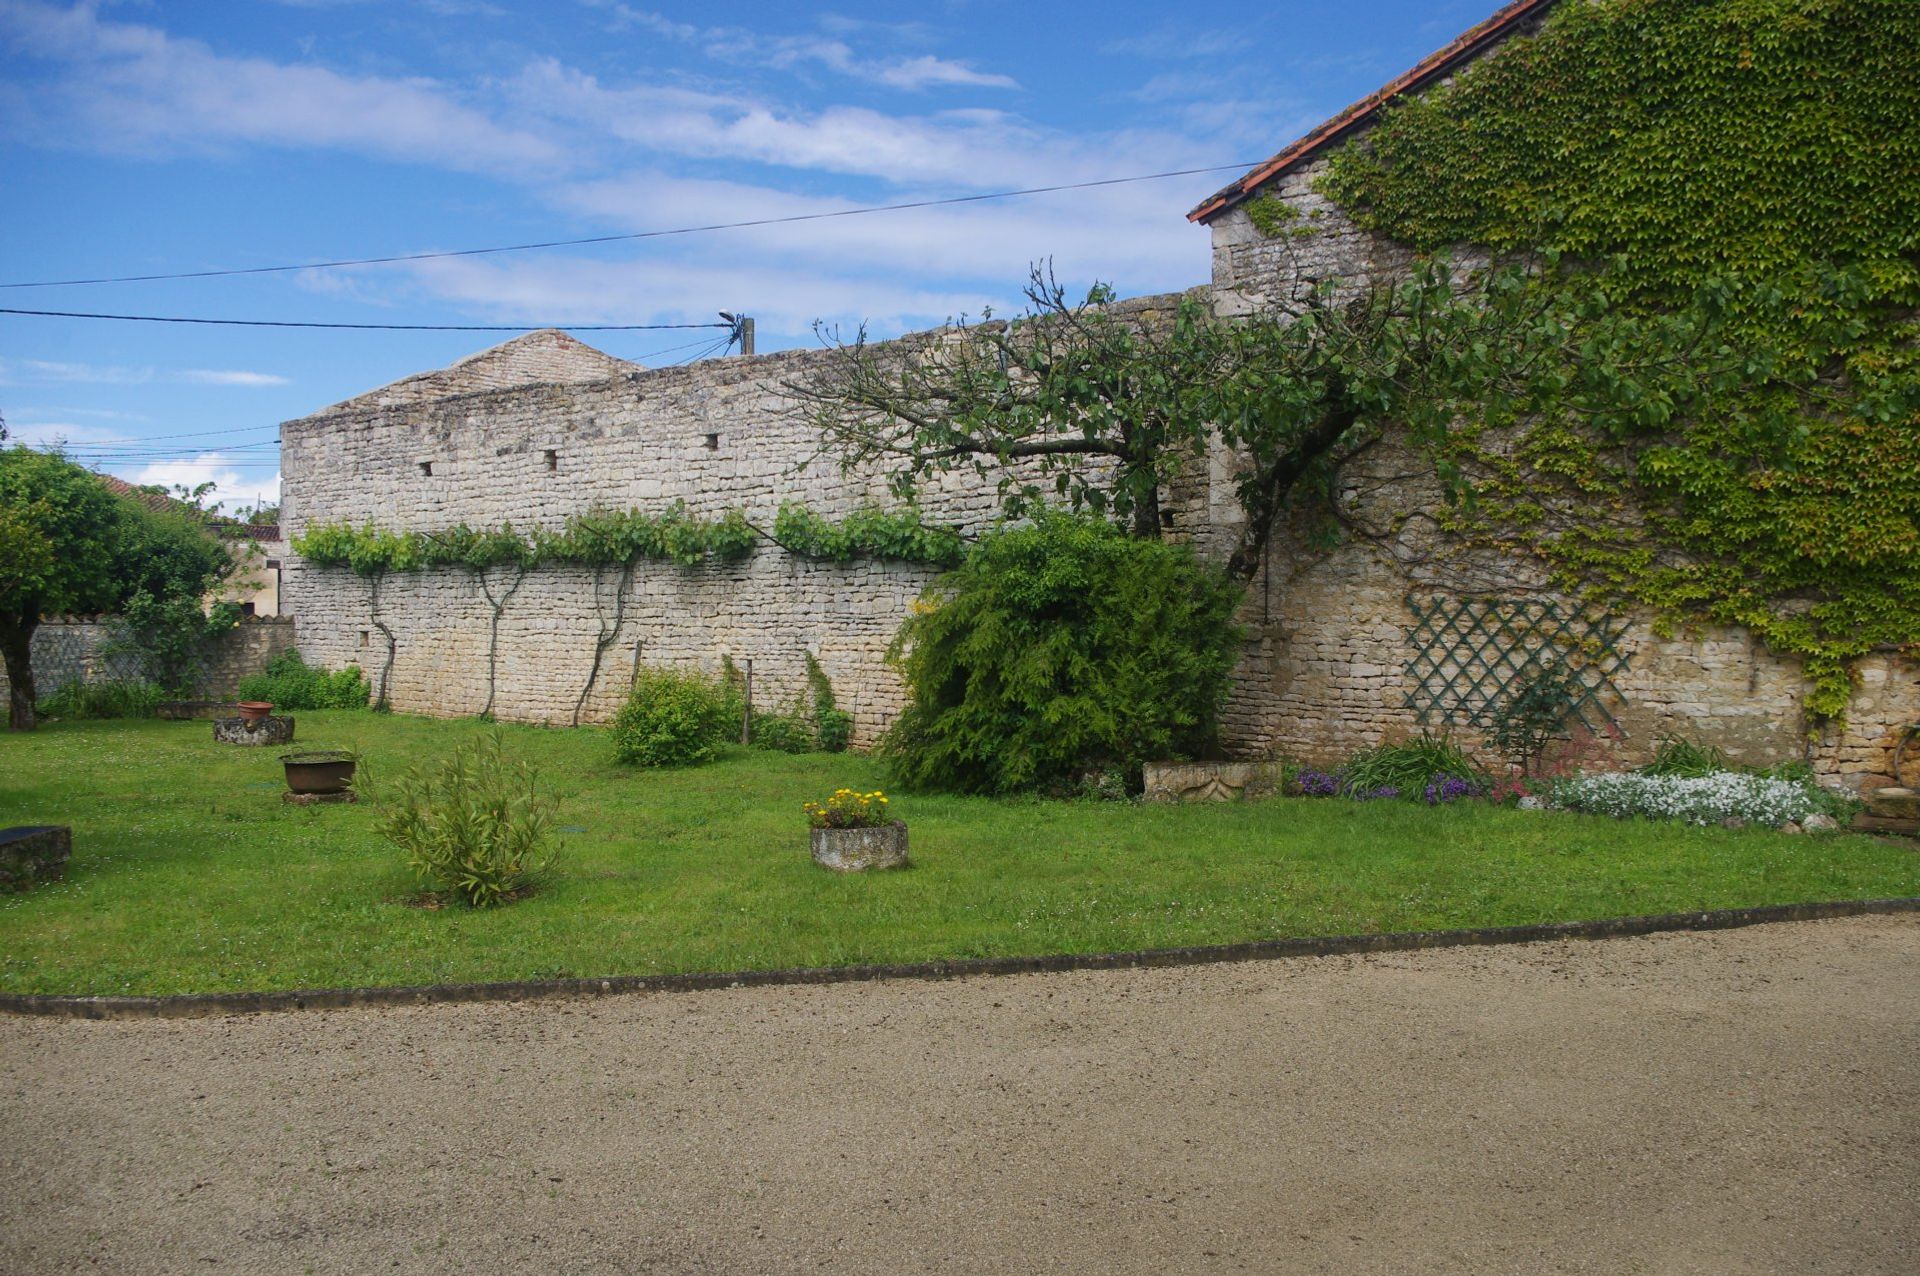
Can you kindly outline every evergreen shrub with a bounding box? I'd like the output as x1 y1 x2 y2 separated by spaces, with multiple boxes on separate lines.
883 512 1243 794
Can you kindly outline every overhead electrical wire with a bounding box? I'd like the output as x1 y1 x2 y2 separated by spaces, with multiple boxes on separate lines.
0 307 731 332
0 161 1263 291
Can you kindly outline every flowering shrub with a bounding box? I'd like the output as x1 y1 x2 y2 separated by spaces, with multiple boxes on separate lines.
1549 771 1834 828
804 788 893 830
1295 769 1341 796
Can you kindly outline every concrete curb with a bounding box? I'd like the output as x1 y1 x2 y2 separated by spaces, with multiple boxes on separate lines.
4 896 1917 1021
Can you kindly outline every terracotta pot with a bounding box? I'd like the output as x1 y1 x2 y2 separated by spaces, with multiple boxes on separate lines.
281 750 357 796
237 700 274 726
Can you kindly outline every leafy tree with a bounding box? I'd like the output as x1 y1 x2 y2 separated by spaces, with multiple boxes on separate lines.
794 260 1736 584
0 447 232 729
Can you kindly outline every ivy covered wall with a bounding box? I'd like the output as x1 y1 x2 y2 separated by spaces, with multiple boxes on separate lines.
1311 0 1919 718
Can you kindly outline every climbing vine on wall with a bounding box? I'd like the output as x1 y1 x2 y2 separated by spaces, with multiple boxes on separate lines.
292 501 966 573
1315 0 1920 718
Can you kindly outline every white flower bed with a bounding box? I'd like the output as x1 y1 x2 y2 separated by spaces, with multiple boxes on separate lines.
1549 770 1822 828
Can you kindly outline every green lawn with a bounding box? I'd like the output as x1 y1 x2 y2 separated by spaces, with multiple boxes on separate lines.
2 713 1916 997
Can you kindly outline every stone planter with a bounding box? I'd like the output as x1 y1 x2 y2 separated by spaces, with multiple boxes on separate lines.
1142 760 1284 803
810 821 909 873
281 750 358 797
213 715 294 746
0 825 71 892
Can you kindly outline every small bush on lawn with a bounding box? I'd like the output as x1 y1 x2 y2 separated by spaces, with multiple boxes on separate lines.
235 650 371 710
612 665 731 766
35 679 166 720
884 512 1243 794
377 730 561 907
749 710 815 754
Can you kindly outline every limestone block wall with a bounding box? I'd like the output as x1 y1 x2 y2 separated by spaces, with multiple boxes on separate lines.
279 330 1131 741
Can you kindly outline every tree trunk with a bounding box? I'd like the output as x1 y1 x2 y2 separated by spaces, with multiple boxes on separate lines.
1225 404 1362 582
1 616 37 731
1129 483 1162 539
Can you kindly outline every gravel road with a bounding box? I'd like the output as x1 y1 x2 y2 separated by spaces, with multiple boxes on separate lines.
3 914 1916 1275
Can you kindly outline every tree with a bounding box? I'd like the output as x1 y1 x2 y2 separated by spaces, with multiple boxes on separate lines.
0 448 233 729
793 259 1729 584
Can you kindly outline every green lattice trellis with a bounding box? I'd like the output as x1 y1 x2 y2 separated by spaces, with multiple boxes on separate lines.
1404 595 1631 731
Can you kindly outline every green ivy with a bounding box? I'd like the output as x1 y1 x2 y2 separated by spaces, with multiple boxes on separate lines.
1318 0 1920 717
294 501 960 574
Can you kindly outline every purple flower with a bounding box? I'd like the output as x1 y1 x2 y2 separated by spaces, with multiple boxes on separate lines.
1296 768 1342 796
1423 774 1481 805
1354 785 1401 801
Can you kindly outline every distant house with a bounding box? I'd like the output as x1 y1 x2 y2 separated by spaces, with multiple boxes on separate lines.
95 474 287 617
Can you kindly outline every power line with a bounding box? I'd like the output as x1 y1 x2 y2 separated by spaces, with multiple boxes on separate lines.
0 161 1262 290
0 307 732 332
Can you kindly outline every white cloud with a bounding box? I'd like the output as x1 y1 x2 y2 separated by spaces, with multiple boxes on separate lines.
1 0 560 175
582 4 1016 92
113 455 283 513
0 357 290 387
178 369 292 387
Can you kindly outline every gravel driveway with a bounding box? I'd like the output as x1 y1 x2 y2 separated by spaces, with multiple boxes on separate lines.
3 914 1916 1275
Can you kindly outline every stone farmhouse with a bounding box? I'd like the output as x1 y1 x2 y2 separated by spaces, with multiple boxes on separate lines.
280 0 1918 790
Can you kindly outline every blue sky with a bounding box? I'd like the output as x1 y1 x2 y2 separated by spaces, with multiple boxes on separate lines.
1 0 1498 509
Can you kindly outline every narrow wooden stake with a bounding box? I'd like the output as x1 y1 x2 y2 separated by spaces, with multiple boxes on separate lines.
742 658 754 745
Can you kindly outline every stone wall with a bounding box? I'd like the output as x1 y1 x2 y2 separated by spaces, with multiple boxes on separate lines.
279 333 1090 743
0 616 295 704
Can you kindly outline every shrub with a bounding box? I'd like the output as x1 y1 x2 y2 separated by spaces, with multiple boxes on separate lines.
1486 664 1582 775
1548 770 1845 828
803 788 893 829
1341 732 1486 799
611 665 731 766
1639 736 1733 778
235 650 371 710
377 732 560 907
749 709 815 754
883 512 1243 794
35 679 165 720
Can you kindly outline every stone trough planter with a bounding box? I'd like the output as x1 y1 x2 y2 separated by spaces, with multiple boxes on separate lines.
0 825 71 892
810 822 909 873
213 715 295 747
1142 760 1285 803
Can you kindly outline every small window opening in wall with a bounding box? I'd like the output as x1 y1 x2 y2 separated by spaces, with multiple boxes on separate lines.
359 630 370 648
703 433 720 451
544 449 558 472
264 559 280 569
1159 508 1176 529
418 460 434 476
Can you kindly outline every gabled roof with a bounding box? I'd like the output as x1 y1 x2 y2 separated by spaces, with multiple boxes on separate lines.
1188 0 1560 223
315 328 643 414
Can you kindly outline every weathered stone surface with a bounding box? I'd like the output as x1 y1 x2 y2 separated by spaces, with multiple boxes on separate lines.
811 822 909 873
1801 813 1839 833
213 716 295 746
1143 761 1283 803
1866 788 1920 821
0 825 71 892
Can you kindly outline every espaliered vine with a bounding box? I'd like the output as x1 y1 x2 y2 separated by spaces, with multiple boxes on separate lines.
1316 0 1920 718
292 501 964 573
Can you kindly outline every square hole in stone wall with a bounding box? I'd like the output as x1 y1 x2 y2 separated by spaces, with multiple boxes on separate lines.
703 433 720 451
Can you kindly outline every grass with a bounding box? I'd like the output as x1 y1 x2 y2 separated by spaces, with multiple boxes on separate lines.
2 713 1916 997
